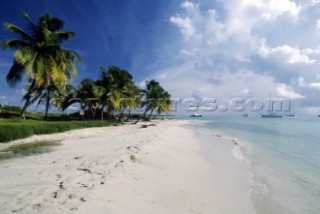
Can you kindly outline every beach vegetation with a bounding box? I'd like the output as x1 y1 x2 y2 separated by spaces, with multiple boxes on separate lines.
130 154 137 162
0 118 121 143
1 11 81 118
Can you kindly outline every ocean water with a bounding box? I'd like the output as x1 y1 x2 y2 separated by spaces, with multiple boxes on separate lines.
185 115 320 214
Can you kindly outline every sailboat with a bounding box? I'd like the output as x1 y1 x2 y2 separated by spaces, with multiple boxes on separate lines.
261 93 283 118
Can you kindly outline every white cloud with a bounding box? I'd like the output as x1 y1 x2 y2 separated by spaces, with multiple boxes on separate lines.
298 76 320 90
15 88 26 96
316 19 320 30
152 62 280 101
179 49 192 56
310 0 320 6
242 88 250 95
263 0 301 19
276 84 305 99
170 15 195 40
307 82 320 89
234 0 301 20
181 1 199 10
258 39 316 64
155 0 320 114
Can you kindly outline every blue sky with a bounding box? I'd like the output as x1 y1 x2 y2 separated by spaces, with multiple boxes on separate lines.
1 0 320 115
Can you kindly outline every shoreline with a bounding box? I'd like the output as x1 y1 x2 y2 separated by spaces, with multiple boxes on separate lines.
0 120 255 213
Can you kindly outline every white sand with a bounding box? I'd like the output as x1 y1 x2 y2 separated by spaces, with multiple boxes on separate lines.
0 120 255 214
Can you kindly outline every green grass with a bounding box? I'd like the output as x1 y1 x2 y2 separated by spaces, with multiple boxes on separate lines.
0 119 122 143
130 155 137 162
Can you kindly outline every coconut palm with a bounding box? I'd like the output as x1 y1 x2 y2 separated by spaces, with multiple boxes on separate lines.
95 66 138 120
1 11 81 118
36 83 68 118
142 80 172 120
118 82 141 121
65 78 100 119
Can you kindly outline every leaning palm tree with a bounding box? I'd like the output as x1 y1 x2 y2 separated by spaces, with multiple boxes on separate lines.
62 78 99 119
1 11 81 118
118 82 141 121
37 83 68 118
142 80 172 120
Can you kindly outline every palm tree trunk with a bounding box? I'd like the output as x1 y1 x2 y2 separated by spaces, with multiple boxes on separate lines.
45 91 50 119
132 114 141 124
152 112 158 119
124 110 131 122
107 101 113 118
101 105 104 121
118 108 124 121
148 108 154 120
142 108 149 120
19 79 36 119
91 106 96 120
19 100 30 119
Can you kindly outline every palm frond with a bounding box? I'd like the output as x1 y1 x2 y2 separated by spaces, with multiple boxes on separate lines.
20 10 36 33
6 61 24 87
14 46 34 65
3 23 33 42
62 49 81 62
21 10 33 23
50 31 76 43
48 17 64 31
1 39 29 49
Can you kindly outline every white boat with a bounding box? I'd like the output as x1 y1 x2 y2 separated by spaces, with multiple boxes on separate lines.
261 112 283 118
190 113 202 117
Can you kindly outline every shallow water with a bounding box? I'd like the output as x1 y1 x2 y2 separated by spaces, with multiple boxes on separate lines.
0 141 61 161
184 116 320 214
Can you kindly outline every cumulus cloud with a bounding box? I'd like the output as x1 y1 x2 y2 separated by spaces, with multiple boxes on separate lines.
257 0 301 19
258 39 316 64
310 0 320 6
181 1 199 10
298 77 320 90
151 0 320 114
170 15 195 40
152 62 279 100
276 84 305 99
316 19 320 30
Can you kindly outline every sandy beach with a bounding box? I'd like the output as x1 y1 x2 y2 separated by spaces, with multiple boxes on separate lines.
0 120 255 214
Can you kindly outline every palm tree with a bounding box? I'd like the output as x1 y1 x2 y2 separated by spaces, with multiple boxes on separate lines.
94 66 111 120
62 78 99 119
37 83 68 118
95 66 137 120
142 80 172 120
118 82 141 121
1 11 81 118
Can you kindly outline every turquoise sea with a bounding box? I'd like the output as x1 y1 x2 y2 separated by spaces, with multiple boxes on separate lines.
183 115 320 214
